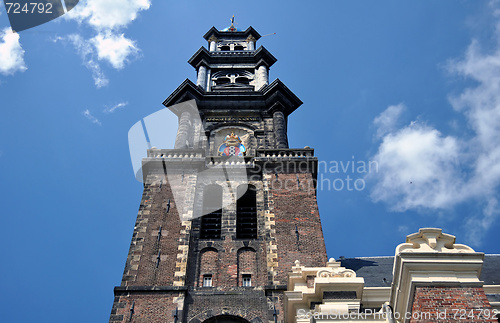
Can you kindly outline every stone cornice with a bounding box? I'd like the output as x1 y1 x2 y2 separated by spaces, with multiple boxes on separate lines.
187 46 277 69
203 26 261 42
162 78 302 117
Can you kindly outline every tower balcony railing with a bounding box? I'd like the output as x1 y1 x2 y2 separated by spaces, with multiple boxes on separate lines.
256 148 315 159
206 157 254 167
147 148 205 159
146 149 255 167
145 148 315 163
211 50 253 56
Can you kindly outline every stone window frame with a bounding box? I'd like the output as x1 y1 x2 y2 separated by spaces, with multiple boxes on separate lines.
203 274 213 287
242 274 252 287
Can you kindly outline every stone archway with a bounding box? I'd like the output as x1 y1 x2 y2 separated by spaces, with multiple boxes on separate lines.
202 315 250 323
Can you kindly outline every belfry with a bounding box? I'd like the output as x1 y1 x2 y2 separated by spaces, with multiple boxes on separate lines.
109 22 328 322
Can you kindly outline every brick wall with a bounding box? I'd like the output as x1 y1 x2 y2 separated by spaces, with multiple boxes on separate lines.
110 292 181 323
122 173 186 287
109 172 189 322
185 290 269 323
267 172 328 284
112 162 326 322
410 286 496 322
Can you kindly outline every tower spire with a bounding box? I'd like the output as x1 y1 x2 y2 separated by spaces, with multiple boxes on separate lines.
109 25 327 323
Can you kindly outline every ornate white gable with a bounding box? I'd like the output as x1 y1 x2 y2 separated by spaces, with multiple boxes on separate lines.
396 228 475 254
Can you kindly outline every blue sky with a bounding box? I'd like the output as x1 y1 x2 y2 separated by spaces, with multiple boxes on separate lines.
1 1 500 322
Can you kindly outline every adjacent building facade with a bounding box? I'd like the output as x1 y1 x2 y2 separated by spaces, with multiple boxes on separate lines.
109 24 500 322
286 228 500 322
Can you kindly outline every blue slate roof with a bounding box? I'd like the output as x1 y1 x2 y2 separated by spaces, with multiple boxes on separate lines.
340 257 394 287
340 254 500 287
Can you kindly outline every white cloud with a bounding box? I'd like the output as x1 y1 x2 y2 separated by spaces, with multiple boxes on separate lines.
91 33 138 69
104 101 128 113
68 34 109 88
369 121 463 211
66 0 151 30
62 0 151 87
82 109 102 125
373 103 406 139
464 198 498 246
0 27 27 75
368 6 500 246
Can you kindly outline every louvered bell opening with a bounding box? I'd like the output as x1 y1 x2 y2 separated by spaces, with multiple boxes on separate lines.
201 185 223 240
236 185 257 239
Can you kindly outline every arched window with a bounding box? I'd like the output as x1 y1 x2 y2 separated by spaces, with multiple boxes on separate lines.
199 248 218 287
203 315 250 323
234 45 244 50
200 185 222 239
237 247 256 287
220 45 230 51
236 185 257 239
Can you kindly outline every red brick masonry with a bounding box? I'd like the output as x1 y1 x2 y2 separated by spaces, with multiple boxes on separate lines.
410 286 496 322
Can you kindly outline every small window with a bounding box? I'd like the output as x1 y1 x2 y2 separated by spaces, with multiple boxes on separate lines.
234 45 244 50
235 77 249 85
203 275 213 287
220 45 230 51
215 77 230 85
242 274 251 287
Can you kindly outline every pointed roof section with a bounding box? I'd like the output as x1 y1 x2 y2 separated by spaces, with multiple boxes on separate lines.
162 78 302 117
188 46 277 69
203 26 261 42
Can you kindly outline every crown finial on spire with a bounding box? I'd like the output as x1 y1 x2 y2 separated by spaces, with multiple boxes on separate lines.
228 15 236 32
221 15 241 32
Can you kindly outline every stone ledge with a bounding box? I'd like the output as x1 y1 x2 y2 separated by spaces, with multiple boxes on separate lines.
264 284 287 291
114 286 188 294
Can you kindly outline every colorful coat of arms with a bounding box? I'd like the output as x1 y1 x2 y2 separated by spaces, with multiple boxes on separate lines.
218 133 246 156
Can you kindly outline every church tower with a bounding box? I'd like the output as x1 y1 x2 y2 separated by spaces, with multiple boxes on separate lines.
109 22 328 323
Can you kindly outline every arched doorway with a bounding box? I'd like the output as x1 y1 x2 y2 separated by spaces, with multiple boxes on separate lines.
202 315 250 323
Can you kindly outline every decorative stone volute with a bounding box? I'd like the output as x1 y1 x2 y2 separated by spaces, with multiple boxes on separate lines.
395 227 475 254
290 258 355 278
285 259 365 322
316 268 356 278
327 257 340 268
391 228 484 322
